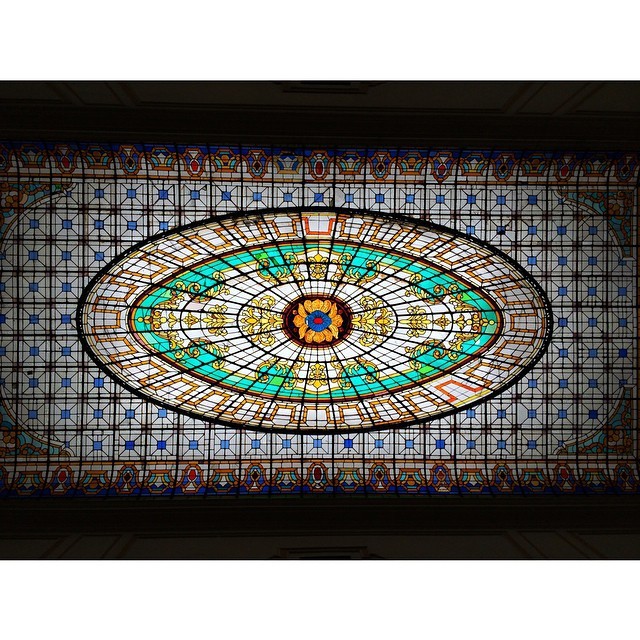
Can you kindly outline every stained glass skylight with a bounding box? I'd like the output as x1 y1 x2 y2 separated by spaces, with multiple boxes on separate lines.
0 143 638 495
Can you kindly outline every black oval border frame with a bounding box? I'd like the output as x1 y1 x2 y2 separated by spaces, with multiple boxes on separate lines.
77 206 554 434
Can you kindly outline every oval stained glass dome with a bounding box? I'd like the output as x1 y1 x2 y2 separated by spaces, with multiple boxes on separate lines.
78 208 552 432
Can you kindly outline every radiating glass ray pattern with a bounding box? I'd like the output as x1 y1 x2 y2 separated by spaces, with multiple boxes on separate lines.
79 209 551 432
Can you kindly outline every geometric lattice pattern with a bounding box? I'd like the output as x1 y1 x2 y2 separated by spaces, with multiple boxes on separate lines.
0 143 638 495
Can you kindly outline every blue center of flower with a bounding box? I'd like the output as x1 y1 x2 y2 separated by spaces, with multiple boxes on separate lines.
306 310 331 332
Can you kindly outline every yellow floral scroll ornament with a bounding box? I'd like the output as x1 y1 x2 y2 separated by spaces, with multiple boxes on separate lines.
240 295 282 347
351 296 394 347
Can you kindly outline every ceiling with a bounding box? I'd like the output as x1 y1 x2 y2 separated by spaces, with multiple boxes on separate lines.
1 81 639 149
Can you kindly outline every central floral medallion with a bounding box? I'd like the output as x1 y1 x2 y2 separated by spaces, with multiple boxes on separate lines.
283 297 352 347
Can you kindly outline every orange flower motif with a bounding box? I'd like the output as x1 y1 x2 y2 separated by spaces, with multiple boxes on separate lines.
293 298 343 344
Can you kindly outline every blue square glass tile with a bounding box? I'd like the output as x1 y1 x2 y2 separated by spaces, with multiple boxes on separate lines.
93 441 102 451
345 193 354 203
28 410 37 420
61 314 71 324
435 194 445 203
313 438 323 448
62 251 71 260
528 379 537 388
558 287 567 296
191 190 200 200
313 192 324 203
619 287 627 297
124 440 135 450
496 225 506 234
94 220 104 229
559 379 568 388
28 251 38 260
528 225 537 235
159 221 168 231
435 439 445 450
497 409 506 418
558 256 567 266
466 226 475 235
29 315 39 324
127 221 137 230
251 439 261 449
282 439 291 449
558 409 567 419
557 226 566 235
497 440 506 450
61 378 71 388
29 346 39 356
406 194 415 203
405 439 414 449
528 409 537 419
527 440 537 450
61 409 70 419
283 192 293 202
589 226 598 235
588 349 597 358
589 410 598 419
62 220 72 229
94 409 103 419
528 195 537 205
127 189 137 198
588 257 597 265
467 194 476 204
30 219 39 228
29 282 38 292
61 346 71 356
588 379 598 388
221 191 231 201
559 348 568 357
158 409 167 418
619 349 628 358
94 378 104 388
466 409 475 418
29 378 38 388
527 256 537 265
467 440 476 449
189 440 199 450
253 192 262 201
588 318 597 327
220 440 230 450
588 287 597 296
95 252 104 261
496 195 506 205
375 439 384 449
95 189 104 198
375 193 384 203
344 438 353 449
125 409 135 419
158 189 169 200
157 440 166 450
